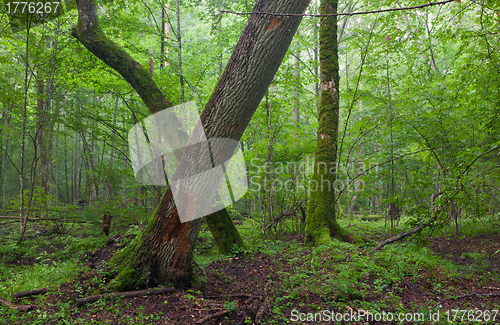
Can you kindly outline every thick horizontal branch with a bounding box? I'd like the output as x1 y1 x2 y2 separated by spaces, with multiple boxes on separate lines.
0 216 92 223
14 288 48 299
76 287 175 305
0 297 33 312
222 0 455 17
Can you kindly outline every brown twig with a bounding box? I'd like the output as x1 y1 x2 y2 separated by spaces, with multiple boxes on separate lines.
255 300 268 324
203 293 255 299
195 309 231 324
221 0 455 17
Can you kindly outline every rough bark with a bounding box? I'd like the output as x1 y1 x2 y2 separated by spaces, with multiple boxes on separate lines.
76 287 175 305
36 69 55 213
71 0 243 255
305 0 353 246
73 0 309 289
205 209 245 255
13 288 47 299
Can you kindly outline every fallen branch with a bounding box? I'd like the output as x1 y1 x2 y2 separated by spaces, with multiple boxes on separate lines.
195 309 231 324
14 288 47 299
455 292 500 299
76 287 175 305
371 221 433 252
203 293 255 299
0 216 91 223
372 191 459 252
255 300 268 324
0 297 33 312
0 220 18 225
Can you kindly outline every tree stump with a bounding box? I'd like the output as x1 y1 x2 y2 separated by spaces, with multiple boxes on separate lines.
102 212 112 236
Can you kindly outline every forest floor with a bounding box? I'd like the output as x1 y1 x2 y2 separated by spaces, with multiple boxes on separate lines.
0 216 499 324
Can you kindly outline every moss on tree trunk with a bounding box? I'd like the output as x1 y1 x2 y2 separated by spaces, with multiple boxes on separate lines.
71 0 245 263
305 0 355 246
205 209 245 255
109 189 200 290
73 0 310 289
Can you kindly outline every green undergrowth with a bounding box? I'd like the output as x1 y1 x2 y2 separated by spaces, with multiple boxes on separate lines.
274 239 458 303
1 214 498 324
0 222 108 302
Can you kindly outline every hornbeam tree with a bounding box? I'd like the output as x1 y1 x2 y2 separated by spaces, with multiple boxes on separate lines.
72 0 310 289
305 0 354 245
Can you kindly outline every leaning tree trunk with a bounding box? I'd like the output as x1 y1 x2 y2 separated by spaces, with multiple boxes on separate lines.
305 0 353 246
73 0 310 289
71 0 243 257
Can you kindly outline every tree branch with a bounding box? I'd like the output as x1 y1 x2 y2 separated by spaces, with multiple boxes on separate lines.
221 0 455 17
71 0 173 114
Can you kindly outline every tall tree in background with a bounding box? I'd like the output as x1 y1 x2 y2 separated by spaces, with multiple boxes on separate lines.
72 0 310 289
305 0 353 246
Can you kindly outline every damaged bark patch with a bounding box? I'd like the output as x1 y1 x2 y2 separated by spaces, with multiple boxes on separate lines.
321 79 338 102
267 17 282 31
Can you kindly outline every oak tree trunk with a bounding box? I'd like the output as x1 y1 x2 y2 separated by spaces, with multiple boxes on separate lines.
72 0 310 289
72 0 242 256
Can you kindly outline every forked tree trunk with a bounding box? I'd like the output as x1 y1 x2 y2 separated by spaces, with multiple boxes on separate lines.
305 0 353 246
72 0 242 256
72 0 310 289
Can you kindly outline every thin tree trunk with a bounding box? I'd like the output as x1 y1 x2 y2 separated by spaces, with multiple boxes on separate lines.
64 125 70 203
160 3 169 68
54 122 60 201
293 48 300 137
74 133 81 203
18 15 32 245
265 90 274 235
387 56 396 232
80 131 98 203
122 121 127 207
35 69 54 215
106 99 119 200
216 2 222 77
176 0 184 102
2 107 11 208
313 5 319 114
